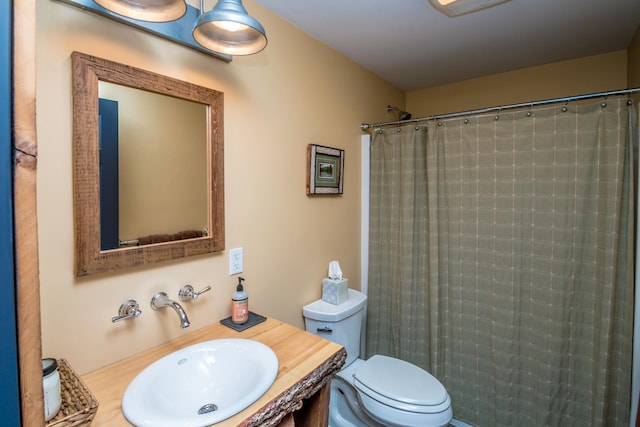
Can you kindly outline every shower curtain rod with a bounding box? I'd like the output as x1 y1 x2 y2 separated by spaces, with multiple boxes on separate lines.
360 87 640 131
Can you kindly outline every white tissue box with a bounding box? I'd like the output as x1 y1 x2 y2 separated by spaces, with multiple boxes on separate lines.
322 278 349 305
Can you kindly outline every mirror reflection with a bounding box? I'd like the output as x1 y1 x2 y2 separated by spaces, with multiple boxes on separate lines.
72 51 224 277
98 82 208 250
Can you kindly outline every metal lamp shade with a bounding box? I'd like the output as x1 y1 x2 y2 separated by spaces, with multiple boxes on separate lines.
193 0 267 55
94 0 187 22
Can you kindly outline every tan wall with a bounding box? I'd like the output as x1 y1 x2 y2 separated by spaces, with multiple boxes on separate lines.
35 0 637 376
37 0 403 374
407 51 628 117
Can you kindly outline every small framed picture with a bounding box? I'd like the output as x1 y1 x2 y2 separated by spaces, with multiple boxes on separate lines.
307 144 344 195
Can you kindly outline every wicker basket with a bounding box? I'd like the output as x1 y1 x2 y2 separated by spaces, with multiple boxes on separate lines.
46 359 99 427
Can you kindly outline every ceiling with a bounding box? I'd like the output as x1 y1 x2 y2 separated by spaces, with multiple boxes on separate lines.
254 0 640 92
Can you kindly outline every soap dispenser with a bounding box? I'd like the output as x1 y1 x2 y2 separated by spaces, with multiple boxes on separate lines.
231 277 249 324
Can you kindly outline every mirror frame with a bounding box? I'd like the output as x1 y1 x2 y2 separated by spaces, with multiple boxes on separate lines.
71 51 224 277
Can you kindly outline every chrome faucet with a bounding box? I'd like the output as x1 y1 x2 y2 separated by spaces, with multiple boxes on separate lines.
150 292 190 328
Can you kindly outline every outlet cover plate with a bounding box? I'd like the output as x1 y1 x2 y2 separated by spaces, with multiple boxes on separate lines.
229 248 243 275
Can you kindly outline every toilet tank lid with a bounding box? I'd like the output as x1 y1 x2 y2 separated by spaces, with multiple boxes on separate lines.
302 289 367 322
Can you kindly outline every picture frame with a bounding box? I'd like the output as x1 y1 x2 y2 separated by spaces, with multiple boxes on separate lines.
307 144 344 195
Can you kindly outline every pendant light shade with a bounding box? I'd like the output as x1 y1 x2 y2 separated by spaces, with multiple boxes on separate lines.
94 0 187 22
193 0 267 56
428 0 510 17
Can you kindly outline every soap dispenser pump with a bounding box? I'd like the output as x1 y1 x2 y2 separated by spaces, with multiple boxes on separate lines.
231 277 249 324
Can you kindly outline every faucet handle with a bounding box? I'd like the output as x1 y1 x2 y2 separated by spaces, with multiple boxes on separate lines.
111 300 142 323
179 284 212 302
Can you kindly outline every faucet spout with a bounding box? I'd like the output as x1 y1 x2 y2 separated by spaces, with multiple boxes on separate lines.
150 292 191 328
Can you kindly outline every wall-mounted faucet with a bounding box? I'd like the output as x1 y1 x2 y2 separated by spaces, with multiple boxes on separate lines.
150 292 190 328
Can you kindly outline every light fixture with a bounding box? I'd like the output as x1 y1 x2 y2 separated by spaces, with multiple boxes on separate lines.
192 0 267 56
94 0 187 22
428 0 510 17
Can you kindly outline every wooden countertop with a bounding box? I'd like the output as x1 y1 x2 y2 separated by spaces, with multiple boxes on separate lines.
81 317 346 426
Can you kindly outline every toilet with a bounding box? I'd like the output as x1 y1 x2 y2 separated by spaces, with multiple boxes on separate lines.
303 289 452 427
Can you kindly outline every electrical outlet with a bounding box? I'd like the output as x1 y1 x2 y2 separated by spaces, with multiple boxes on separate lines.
229 247 243 275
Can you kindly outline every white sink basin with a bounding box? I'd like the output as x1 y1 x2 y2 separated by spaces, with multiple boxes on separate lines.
122 338 279 427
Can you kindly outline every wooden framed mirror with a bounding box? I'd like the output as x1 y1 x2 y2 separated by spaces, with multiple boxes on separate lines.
72 51 224 277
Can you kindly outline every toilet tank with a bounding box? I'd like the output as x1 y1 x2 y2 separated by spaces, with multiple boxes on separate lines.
302 289 367 366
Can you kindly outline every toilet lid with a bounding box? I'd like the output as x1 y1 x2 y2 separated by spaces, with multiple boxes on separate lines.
353 355 449 410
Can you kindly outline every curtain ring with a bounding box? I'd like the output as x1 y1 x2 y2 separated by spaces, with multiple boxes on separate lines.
526 102 533 117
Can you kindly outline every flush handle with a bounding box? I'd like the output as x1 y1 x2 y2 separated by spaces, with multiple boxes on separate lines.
317 326 333 333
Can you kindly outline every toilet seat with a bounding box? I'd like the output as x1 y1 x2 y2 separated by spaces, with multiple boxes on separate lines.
353 355 451 414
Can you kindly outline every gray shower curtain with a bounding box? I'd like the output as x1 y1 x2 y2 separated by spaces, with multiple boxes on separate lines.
367 99 636 427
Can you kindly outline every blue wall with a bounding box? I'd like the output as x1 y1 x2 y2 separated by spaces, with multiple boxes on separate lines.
0 0 23 424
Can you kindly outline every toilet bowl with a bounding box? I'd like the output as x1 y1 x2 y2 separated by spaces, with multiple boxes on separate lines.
303 289 452 427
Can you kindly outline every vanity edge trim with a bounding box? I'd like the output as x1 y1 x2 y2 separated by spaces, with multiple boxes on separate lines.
239 346 347 427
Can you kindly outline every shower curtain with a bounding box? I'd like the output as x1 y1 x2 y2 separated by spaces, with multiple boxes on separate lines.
367 98 636 427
